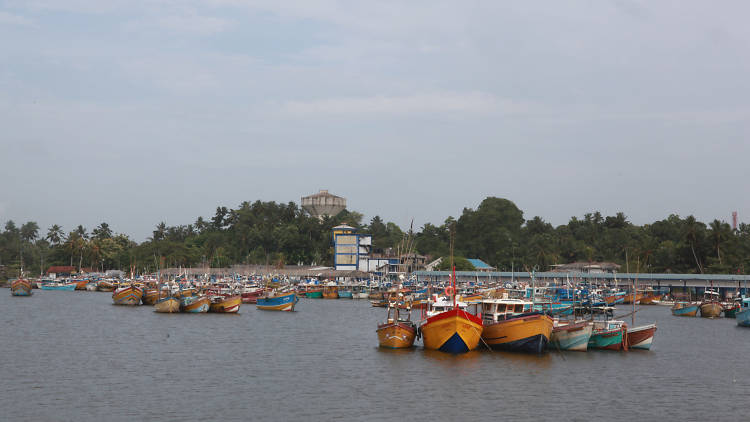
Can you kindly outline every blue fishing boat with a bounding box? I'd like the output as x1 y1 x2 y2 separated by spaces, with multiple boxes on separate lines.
736 296 750 327
337 288 353 299
549 320 592 351
41 283 76 291
257 292 298 311
671 302 699 317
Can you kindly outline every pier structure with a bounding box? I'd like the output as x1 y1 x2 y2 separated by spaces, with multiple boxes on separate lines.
413 271 750 298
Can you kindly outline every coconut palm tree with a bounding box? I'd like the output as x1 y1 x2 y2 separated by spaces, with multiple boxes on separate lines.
46 224 65 246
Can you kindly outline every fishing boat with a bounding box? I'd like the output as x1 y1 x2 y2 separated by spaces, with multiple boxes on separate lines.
588 320 626 350
154 296 181 313
723 298 741 318
376 296 417 349
97 280 115 292
241 287 264 303
549 320 592 352
141 288 167 305
209 295 242 313
480 298 553 353
304 288 323 299
112 284 144 305
337 287 353 299
671 302 699 317
699 290 722 318
322 284 339 299
256 291 298 311
175 287 197 299
626 323 657 350
420 264 482 354
41 282 76 291
180 295 210 313
10 278 33 296
736 296 750 327
71 279 89 291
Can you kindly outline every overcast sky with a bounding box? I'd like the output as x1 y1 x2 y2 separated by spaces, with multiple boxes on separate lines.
2 1 749 241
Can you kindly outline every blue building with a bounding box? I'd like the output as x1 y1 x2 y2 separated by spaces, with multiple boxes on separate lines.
332 224 373 271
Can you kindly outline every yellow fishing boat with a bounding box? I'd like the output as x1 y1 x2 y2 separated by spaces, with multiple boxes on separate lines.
154 296 180 313
323 284 338 299
481 298 553 353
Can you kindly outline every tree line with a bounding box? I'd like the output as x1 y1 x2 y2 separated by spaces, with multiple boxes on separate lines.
1 197 748 278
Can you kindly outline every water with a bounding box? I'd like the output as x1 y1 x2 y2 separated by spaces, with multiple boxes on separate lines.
1 291 748 421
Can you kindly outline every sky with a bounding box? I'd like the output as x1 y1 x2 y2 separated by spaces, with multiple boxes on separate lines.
2 1 749 241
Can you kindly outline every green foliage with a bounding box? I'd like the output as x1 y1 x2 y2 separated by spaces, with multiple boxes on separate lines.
437 256 475 271
2 197 750 278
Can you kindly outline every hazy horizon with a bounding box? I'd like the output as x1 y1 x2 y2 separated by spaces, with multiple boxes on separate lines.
2 1 749 241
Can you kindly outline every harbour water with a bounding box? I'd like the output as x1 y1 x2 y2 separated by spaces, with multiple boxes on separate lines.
2 291 749 421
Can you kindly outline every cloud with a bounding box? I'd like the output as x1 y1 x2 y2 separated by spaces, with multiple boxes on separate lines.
282 92 535 116
0 11 35 27
154 13 233 35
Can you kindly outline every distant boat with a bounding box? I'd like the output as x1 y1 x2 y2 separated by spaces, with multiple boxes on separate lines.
549 320 592 352
625 323 657 350
41 282 76 291
97 280 115 292
736 296 750 327
180 295 210 313
141 288 167 306
337 288 353 299
699 290 722 318
376 298 417 349
304 289 323 299
256 291 298 311
723 299 741 318
209 295 242 313
71 279 88 291
112 285 143 305
10 278 33 296
671 302 699 317
154 296 180 313
241 287 264 303
480 298 553 354
322 285 339 299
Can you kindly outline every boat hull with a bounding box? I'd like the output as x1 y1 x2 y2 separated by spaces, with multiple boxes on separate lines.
376 322 417 348
549 321 592 352
671 303 699 317
154 297 181 313
41 284 77 291
180 296 210 313
142 289 167 306
421 309 483 354
626 324 657 350
304 290 323 299
257 293 298 311
209 295 242 313
737 309 750 327
112 286 144 305
10 279 33 296
337 290 353 299
482 313 553 354
699 302 722 318
589 328 624 350
723 306 739 318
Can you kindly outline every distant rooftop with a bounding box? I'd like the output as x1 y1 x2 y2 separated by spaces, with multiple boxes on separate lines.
467 258 495 270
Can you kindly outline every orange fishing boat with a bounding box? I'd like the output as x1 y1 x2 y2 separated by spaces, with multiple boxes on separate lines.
141 288 168 305
377 298 417 349
180 295 210 313
112 285 144 305
10 278 33 296
209 295 242 313
323 284 339 299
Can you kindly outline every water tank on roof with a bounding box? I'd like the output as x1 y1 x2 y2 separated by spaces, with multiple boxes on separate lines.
301 190 346 219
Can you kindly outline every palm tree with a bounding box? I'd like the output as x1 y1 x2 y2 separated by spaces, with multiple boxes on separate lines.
20 222 39 243
46 224 65 246
708 219 731 265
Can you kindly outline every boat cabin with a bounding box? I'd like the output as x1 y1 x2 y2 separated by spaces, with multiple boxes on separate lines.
481 299 533 323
